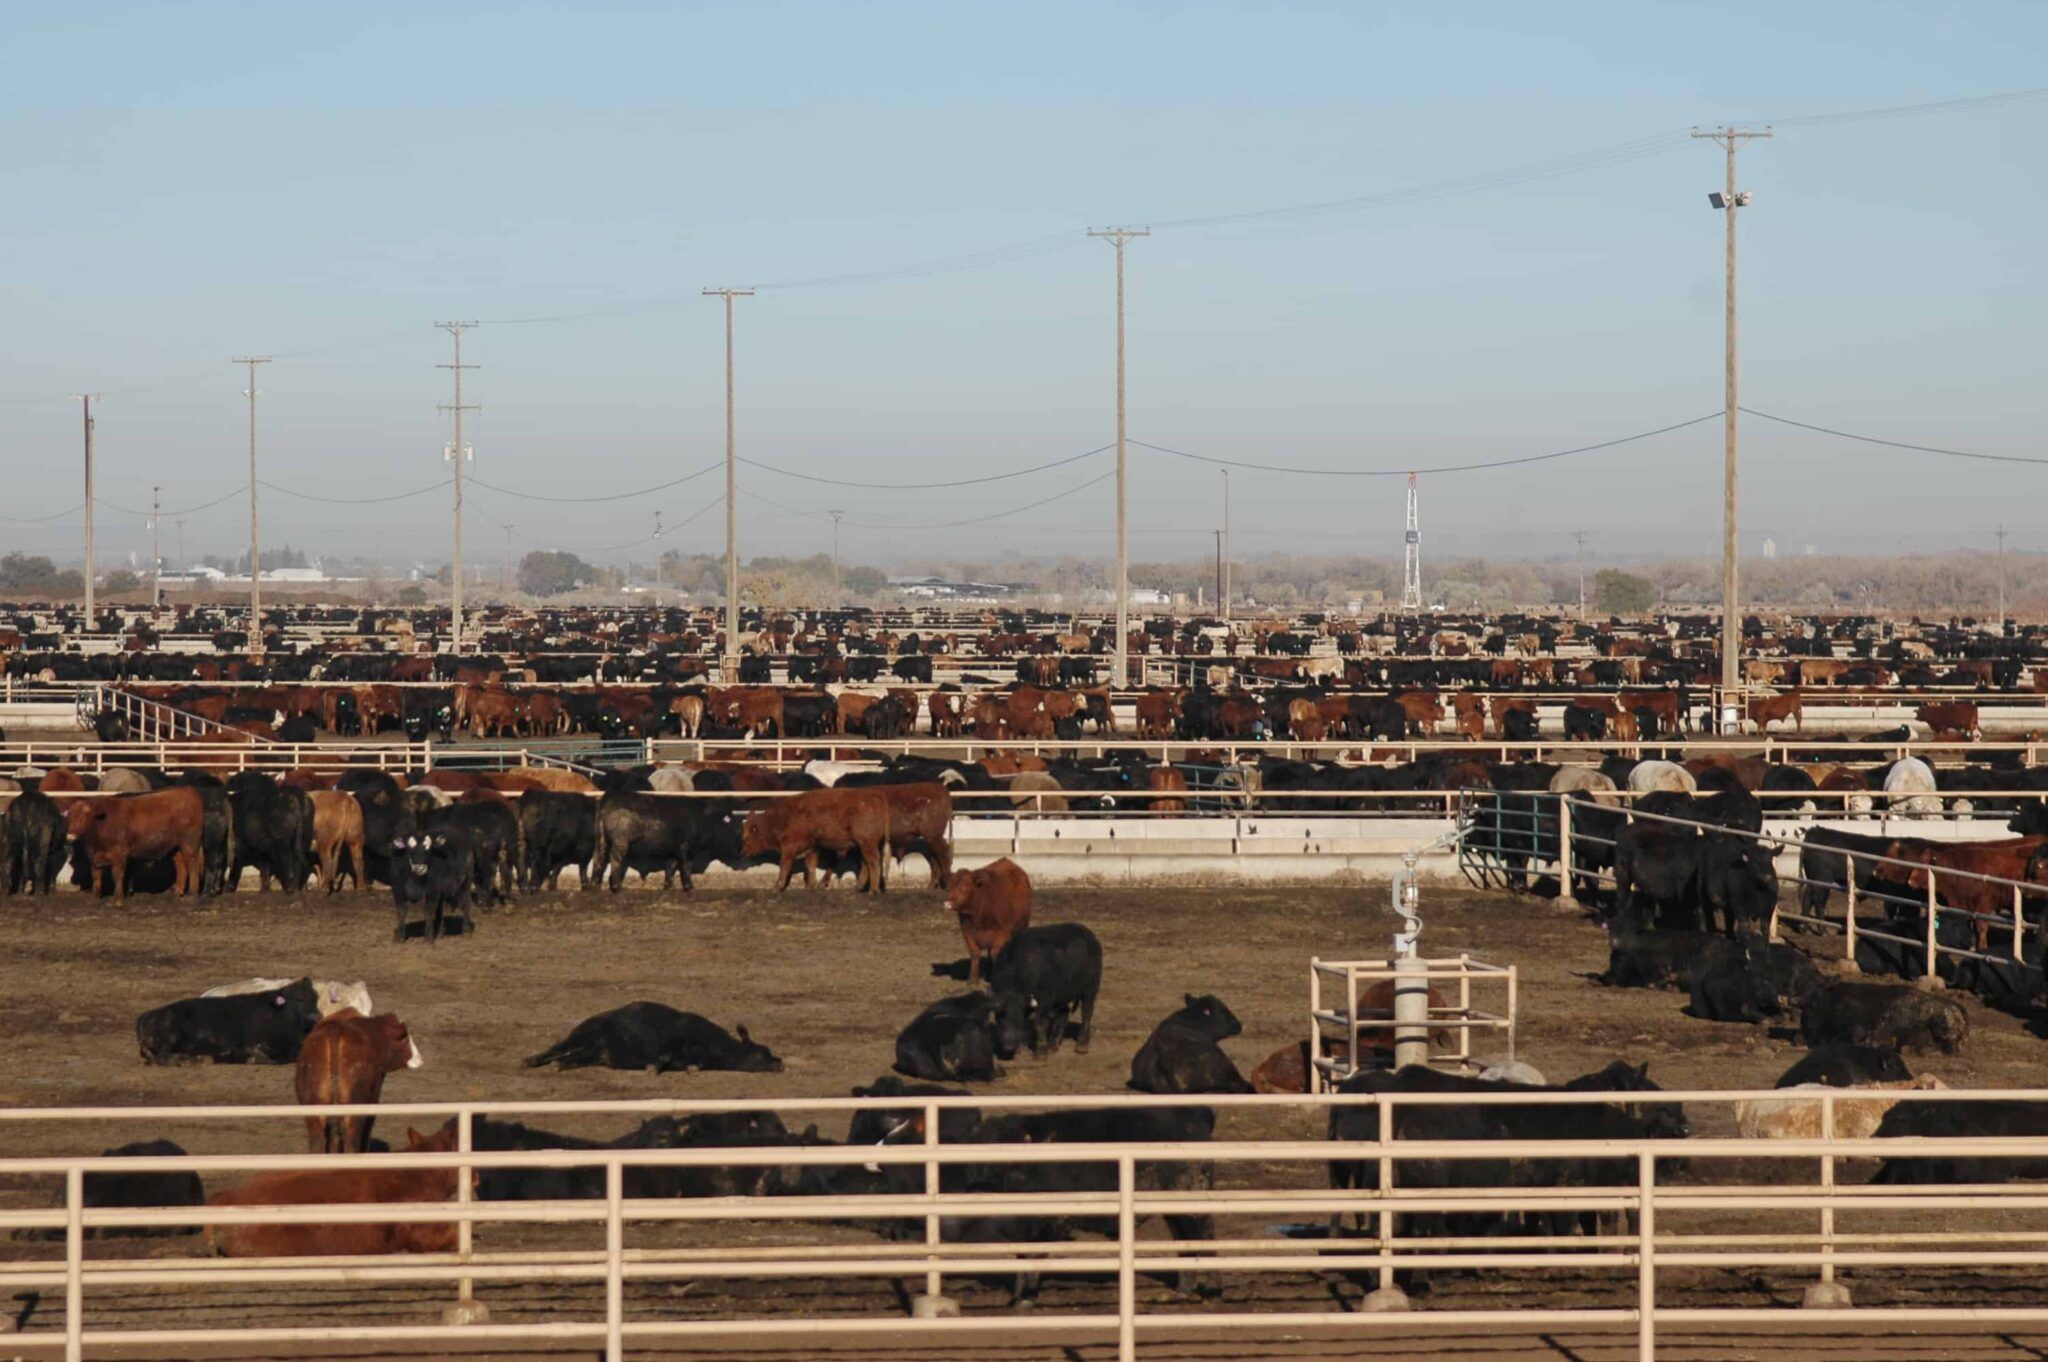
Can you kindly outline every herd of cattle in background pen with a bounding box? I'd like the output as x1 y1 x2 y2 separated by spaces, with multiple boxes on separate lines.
12 600 2048 1294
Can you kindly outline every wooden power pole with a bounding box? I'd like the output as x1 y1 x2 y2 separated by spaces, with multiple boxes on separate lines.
704 288 752 680
1088 226 1147 688
437 323 478 653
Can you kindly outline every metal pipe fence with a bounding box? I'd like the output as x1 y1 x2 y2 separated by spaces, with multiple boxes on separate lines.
1458 787 2048 978
12 1088 2048 1360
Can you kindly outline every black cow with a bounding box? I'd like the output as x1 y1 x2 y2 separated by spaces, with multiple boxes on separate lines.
1 787 66 894
588 791 741 892
892 655 934 684
523 1001 783 1073
1562 704 1608 741
1800 981 1969 1055
476 1111 794 1201
427 801 520 906
518 790 597 891
894 994 1005 1083
989 923 1102 1059
389 828 476 943
170 774 236 897
226 772 314 893
1697 834 1780 936
1776 1044 1912 1088
135 979 320 1065
1611 818 1702 928
1797 827 1907 918
1688 938 1821 1024
1599 919 1722 989
1128 994 1252 1094
955 1106 1219 1303
1502 707 1540 742
18 1139 207 1241
1872 1100 2048 1184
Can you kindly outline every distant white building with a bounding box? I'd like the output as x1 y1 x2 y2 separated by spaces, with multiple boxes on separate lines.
1762 538 1777 559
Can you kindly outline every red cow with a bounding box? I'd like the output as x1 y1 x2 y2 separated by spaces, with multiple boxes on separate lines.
309 790 367 894
206 1122 463 1258
741 788 889 891
1147 765 1189 812
1893 836 2046 951
294 1009 424 1153
1916 700 1981 739
944 857 1033 984
65 788 206 898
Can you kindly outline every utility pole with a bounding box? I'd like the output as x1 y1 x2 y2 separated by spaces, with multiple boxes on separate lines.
1213 531 1223 615
233 358 271 656
150 486 163 610
1694 125 1770 733
502 525 513 596
1996 525 2009 633
175 518 186 582
76 394 98 621
1089 226 1148 688
436 323 479 653
827 510 844 598
1401 472 1422 611
1220 468 1231 625
652 511 664 605
704 288 753 680
1573 529 1590 620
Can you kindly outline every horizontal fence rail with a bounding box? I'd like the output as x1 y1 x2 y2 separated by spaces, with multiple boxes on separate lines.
13 1088 2048 1360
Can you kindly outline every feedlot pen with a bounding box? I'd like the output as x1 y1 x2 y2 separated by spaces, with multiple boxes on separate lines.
11 885 2048 1360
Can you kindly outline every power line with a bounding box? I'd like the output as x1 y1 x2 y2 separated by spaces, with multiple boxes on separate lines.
0 501 86 523
466 462 721 503
1130 413 1722 477
99 484 252 518
1740 408 2048 465
739 444 1111 489
743 468 1116 531
261 478 454 504
1766 86 2048 128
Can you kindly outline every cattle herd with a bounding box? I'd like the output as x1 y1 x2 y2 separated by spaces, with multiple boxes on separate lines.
13 599 2048 1315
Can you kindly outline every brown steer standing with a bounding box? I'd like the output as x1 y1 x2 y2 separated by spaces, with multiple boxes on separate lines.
294 1009 424 1154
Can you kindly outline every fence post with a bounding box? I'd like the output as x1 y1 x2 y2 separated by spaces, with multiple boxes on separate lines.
1844 873 1860 971
911 1099 957 1318
441 1108 488 1325
604 1160 624 1362
65 1164 83 1362
1117 1154 1138 1362
2014 884 2026 966
1554 796 1578 910
1636 1150 1655 1362
1803 1091 1852 1307
1922 870 1943 988
1359 1097 1410 1312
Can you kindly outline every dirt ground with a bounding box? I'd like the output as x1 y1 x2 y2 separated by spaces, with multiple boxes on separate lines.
6 876 2048 1360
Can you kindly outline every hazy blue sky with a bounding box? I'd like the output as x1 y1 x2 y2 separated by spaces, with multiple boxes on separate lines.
2 2 2043 573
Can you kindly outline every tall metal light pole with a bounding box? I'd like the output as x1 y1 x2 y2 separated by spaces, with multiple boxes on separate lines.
827 509 844 598
1996 525 2009 633
1573 529 1590 620
1220 468 1231 624
704 288 753 680
233 358 271 655
436 323 478 653
76 394 97 620
1694 125 1770 732
150 486 163 610
1089 227 1147 688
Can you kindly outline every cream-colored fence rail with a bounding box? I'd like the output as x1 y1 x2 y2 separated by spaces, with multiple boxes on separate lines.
9 1090 2048 1360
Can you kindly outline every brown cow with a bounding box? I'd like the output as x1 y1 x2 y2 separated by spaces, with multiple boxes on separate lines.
1134 689 1182 739
741 787 889 892
206 1121 463 1258
1392 691 1444 736
944 857 1032 984
309 790 367 894
1916 700 1981 739
1746 690 1804 733
66 788 206 898
1892 836 2047 951
928 690 964 738
671 693 706 738
877 781 956 887
294 1009 424 1153
1147 765 1189 812
1490 696 1538 739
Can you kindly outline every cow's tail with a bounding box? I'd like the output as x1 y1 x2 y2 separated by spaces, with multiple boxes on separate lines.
219 801 237 896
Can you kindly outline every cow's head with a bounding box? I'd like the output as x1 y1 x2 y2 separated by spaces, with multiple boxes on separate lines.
739 814 773 860
1179 993 1243 1040
63 801 106 836
943 870 976 913
392 834 435 882
726 1025 784 1073
991 989 1031 1060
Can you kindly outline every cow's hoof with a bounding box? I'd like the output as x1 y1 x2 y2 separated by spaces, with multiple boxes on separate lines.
1073 1042 1090 1055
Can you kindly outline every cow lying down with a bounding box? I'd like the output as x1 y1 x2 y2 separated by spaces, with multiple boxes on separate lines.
523 1002 783 1074
1737 1075 1948 1141
137 978 322 1065
203 977 372 1018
